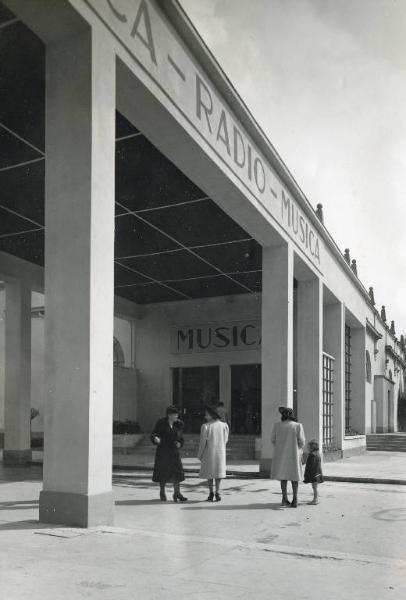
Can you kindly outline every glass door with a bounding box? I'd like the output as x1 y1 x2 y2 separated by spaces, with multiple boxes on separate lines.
230 364 261 434
172 366 219 433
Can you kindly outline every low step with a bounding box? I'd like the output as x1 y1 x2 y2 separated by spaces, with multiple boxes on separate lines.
366 433 406 452
120 434 257 460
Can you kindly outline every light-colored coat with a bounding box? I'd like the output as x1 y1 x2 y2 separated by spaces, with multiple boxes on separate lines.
198 419 229 479
270 420 305 481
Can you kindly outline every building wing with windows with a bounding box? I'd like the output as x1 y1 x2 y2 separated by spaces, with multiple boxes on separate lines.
0 0 405 527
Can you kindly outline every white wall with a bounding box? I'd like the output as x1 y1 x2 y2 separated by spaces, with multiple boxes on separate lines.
135 293 261 431
0 288 4 431
113 366 137 422
31 316 45 433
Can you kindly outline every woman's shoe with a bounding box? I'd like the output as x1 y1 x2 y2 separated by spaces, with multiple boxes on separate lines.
173 493 188 502
290 499 298 508
281 498 291 507
215 493 221 502
207 491 214 502
160 492 167 501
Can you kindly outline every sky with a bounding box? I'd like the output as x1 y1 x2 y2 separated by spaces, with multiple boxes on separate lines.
180 0 406 333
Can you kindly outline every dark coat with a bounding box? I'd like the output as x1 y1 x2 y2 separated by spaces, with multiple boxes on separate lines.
151 418 185 483
303 451 324 484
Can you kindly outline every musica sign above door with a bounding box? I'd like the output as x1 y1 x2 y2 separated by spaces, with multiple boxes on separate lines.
171 321 261 354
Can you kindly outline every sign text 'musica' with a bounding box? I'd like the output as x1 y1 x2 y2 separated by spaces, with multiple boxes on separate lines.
171 322 261 354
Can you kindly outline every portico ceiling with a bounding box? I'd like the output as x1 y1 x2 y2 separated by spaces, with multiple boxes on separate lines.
0 4 262 304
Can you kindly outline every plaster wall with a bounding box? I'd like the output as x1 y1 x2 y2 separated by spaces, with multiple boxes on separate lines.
113 367 137 422
365 335 375 433
374 375 395 433
0 288 4 431
134 293 261 432
31 317 44 433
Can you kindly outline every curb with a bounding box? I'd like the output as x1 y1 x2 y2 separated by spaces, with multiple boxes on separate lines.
323 475 406 486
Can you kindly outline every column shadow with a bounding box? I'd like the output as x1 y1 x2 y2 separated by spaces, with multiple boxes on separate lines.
0 499 38 510
0 519 56 531
181 502 284 511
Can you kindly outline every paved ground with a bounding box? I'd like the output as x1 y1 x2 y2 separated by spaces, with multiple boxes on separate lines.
1 459 406 599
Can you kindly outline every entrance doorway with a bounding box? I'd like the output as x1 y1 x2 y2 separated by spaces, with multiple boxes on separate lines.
231 364 261 434
172 366 219 433
388 390 393 432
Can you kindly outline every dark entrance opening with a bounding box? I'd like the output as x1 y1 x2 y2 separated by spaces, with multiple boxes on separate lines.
172 366 219 433
231 364 261 434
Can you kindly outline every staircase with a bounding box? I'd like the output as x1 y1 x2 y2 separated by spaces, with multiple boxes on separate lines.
123 433 257 460
366 433 406 452
182 434 256 460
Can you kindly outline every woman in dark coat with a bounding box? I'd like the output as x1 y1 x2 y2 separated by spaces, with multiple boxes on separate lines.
151 405 187 502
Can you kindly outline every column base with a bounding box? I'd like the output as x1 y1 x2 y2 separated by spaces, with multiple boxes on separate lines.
259 458 272 478
3 449 32 465
39 490 114 528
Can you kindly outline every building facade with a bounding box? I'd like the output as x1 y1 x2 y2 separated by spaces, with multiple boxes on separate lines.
0 0 405 527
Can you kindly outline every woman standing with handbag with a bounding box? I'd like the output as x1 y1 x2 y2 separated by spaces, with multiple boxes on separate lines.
151 405 188 502
271 406 305 508
197 404 229 501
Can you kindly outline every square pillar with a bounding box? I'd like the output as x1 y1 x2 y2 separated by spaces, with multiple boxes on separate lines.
296 277 323 447
220 364 231 422
39 26 116 527
350 327 366 434
323 302 345 451
3 278 32 465
260 244 294 476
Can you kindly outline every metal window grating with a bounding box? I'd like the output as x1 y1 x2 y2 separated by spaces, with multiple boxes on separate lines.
323 353 335 451
345 325 352 434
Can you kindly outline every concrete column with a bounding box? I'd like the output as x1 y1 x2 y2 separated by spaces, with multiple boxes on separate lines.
350 327 366 434
39 26 116 527
260 244 294 476
296 278 323 447
3 278 32 464
220 364 231 422
323 302 345 451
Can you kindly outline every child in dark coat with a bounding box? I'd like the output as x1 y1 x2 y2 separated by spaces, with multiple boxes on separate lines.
303 439 324 505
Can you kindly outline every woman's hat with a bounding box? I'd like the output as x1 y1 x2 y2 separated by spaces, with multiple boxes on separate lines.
205 403 222 420
278 406 295 420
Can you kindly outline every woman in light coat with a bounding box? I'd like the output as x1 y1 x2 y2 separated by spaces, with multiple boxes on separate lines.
271 406 305 508
198 404 229 501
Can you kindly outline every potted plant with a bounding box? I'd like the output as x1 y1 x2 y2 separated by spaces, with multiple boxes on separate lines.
113 420 143 453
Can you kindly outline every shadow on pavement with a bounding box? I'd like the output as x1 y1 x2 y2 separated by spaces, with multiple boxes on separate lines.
0 500 38 510
115 498 202 506
0 519 53 531
181 502 284 511
0 466 43 483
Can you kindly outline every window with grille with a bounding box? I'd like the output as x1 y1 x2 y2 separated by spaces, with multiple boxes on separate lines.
323 353 335 451
345 325 352 434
